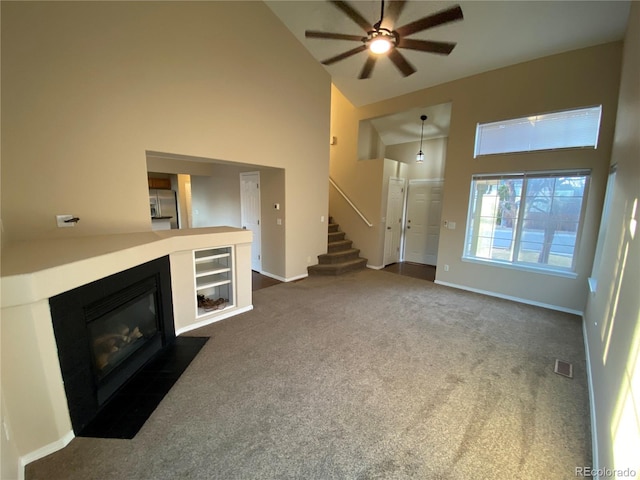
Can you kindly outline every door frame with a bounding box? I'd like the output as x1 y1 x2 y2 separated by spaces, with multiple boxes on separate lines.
384 177 406 266
240 171 262 272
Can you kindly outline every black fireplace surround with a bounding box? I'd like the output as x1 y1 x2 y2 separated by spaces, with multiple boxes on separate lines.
49 256 176 435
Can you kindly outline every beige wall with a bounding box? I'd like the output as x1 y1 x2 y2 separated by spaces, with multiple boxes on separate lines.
191 172 242 228
329 86 385 267
331 42 623 313
385 137 448 180
260 168 287 278
583 3 640 473
1 1 330 280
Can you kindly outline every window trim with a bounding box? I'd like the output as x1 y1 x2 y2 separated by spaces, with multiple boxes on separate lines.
463 169 591 275
588 164 617 293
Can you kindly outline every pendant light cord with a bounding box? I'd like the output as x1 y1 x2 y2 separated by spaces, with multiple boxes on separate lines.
417 114 427 162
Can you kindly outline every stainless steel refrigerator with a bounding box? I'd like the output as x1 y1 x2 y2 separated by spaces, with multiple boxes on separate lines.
149 189 178 229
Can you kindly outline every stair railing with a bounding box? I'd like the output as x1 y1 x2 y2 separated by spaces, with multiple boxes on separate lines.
329 177 373 227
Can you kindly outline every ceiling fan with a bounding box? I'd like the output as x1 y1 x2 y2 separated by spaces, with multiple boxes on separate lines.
305 0 463 79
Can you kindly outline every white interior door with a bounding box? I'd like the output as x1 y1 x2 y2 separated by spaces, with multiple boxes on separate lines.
240 172 262 272
384 177 405 266
404 180 443 266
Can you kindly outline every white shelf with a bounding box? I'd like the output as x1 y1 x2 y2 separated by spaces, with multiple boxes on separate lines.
196 279 231 291
193 246 234 319
196 303 231 317
195 267 230 278
194 253 230 263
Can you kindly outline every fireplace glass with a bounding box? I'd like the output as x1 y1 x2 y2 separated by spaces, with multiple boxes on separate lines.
87 291 158 380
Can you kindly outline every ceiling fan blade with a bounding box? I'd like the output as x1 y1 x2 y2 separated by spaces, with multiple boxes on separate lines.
397 38 456 55
388 49 416 77
359 56 377 79
395 5 463 37
305 30 364 42
321 45 367 65
330 0 373 33
385 0 407 26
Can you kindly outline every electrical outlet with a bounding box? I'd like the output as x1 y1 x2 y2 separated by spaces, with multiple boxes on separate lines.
56 215 76 228
444 264 450 272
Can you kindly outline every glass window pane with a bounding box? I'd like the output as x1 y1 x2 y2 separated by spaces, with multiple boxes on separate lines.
465 172 588 273
465 178 522 262
517 175 585 268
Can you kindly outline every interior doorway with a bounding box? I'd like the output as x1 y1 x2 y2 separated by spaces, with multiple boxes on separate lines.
404 180 443 266
384 177 406 266
240 171 262 272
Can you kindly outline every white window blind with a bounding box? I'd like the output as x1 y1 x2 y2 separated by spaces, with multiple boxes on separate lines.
474 106 602 157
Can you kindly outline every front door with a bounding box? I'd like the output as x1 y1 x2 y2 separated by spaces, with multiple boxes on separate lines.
404 180 443 265
384 177 405 266
240 172 262 272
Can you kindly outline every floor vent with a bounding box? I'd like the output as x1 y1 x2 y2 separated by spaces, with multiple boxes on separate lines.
554 359 573 378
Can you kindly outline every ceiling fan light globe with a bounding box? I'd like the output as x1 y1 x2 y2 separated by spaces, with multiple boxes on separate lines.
369 38 392 54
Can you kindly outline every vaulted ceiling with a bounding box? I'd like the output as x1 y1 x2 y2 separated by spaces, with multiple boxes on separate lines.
266 1 630 107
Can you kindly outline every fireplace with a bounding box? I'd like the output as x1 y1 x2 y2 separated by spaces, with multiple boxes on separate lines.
49 256 175 435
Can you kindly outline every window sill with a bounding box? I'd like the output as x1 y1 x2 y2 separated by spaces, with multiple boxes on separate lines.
461 256 579 279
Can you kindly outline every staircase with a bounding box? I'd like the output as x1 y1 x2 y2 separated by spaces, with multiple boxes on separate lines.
308 218 368 276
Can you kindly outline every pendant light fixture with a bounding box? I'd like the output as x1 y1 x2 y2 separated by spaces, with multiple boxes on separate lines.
416 115 427 163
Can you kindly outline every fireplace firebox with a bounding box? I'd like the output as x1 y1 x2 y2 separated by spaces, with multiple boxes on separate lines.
49 256 175 435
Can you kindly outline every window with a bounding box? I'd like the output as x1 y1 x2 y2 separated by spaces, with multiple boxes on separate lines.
464 171 590 274
474 106 602 157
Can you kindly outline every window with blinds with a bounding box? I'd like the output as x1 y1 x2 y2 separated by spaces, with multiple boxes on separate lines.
474 106 602 158
463 171 590 274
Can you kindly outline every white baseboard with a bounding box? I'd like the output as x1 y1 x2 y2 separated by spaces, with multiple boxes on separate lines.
175 305 253 335
366 264 385 270
434 280 584 316
582 317 599 476
283 272 309 282
258 270 308 283
20 430 74 479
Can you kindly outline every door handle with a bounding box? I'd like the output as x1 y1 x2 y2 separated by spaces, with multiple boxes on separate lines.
407 226 411 229
387 227 391 230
